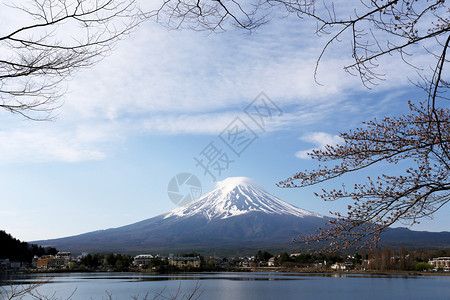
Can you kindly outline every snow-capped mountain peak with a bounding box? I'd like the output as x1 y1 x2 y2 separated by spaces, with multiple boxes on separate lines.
164 177 323 220
215 177 262 193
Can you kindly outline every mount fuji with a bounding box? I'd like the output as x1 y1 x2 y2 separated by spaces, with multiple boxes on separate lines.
34 177 331 254
164 177 322 221
34 177 450 255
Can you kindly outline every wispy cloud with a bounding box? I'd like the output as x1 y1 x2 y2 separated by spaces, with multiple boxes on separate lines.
295 132 343 159
0 121 118 164
0 13 425 164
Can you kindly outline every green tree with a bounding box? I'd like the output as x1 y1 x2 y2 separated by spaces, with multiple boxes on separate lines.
67 262 76 269
256 250 273 262
0 230 57 262
294 254 313 264
106 253 117 266
353 254 362 266
414 262 434 271
277 252 292 265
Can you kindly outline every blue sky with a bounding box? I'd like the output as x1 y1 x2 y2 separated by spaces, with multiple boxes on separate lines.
1 3 449 241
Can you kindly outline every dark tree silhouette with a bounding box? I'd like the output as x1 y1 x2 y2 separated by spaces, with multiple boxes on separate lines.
0 230 57 262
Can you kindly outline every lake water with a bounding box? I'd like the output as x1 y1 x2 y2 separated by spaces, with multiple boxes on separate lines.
1 272 449 299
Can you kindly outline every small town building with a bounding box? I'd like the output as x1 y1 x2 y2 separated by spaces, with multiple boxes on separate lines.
331 262 353 271
133 254 154 268
36 252 71 269
49 252 71 268
37 256 52 269
0 259 11 270
9 261 22 269
32 256 39 268
428 257 450 270
168 257 201 268
0 259 26 270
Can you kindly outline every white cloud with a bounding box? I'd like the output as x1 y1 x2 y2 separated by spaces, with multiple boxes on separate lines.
0 8 428 164
295 132 344 159
139 112 240 135
0 121 119 164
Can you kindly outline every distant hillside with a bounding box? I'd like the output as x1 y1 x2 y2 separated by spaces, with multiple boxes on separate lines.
0 230 57 262
380 227 450 249
33 177 450 256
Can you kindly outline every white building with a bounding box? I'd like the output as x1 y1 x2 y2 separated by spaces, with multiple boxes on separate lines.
168 257 201 268
428 257 450 270
331 262 353 271
133 254 154 267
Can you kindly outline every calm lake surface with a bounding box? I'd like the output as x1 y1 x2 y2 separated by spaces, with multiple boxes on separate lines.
1 272 449 299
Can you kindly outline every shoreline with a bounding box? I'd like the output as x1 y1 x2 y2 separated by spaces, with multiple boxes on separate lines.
3 267 450 277
250 267 450 276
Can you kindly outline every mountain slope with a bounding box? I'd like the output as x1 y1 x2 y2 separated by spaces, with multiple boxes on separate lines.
33 177 450 255
165 177 322 220
33 177 328 254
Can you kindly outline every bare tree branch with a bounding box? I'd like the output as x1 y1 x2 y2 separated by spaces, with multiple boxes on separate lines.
155 0 450 252
278 102 449 251
0 0 145 120
154 0 449 98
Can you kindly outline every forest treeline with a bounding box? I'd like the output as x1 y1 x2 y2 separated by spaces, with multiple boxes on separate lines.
0 230 57 263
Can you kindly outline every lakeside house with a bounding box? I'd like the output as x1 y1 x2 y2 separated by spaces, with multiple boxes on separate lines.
37 256 52 269
0 259 27 270
428 257 450 270
35 252 72 270
330 262 353 271
168 257 201 268
133 254 154 268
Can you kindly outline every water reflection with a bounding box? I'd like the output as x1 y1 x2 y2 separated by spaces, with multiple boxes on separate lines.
1 271 433 286
1 272 449 299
